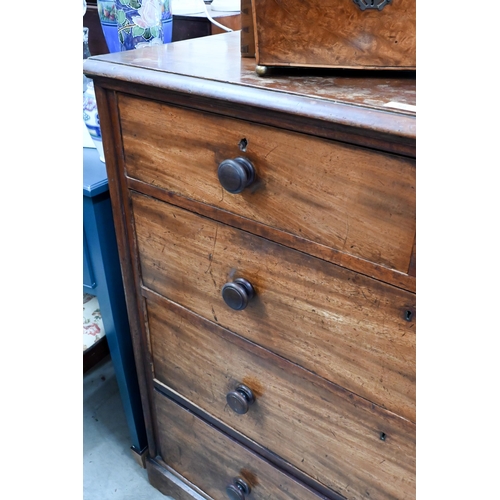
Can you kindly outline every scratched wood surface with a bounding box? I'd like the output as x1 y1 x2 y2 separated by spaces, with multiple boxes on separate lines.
84 32 416 113
147 293 416 500
147 458 212 500
251 0 416 69
131 192 416 422
120 94 415 275
154 392 325 500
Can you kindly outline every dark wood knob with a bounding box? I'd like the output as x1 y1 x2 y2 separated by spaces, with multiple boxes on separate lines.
217 157 255 194
226 384 255 414
221 278 255 311
226 477 251 500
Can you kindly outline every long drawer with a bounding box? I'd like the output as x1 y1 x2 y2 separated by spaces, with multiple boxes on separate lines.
153 391 326 500
120 94 415 274
147 292 416 500
132 192 416 422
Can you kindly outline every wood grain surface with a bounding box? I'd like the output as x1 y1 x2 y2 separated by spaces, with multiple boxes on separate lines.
92 85 161 457
131 192 415 422
147 458 212 500
88 31 417 500
128 176 415 292
85 32 416 116
84 32 416 157
252 0 416 69
147 293 416 500
120 95 415 274
154 392 326 500
240 0 255 57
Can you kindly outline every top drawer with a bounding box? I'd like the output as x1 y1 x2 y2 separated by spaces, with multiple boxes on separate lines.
119 95 415 274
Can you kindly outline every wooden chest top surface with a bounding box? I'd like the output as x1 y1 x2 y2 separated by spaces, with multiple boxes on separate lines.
83 32 415 137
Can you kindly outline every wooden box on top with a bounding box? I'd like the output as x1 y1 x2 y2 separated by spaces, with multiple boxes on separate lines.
244 0 416 71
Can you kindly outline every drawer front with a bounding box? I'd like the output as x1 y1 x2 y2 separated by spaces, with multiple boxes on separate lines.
132 192 416 422
120 95 415 274
153 391 325 500
147 294 416 500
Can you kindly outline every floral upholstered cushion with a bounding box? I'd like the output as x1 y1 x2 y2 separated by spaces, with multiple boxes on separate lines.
83 293 106 352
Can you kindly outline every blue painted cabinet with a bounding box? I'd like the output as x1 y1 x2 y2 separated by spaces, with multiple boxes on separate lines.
83 147 147 456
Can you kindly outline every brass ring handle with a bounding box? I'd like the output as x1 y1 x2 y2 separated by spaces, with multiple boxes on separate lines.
217 157 256 194
226 384 255 415
226 477 251 500
221 278 255 311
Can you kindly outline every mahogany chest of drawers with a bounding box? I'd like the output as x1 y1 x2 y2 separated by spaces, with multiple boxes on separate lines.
84 31 416 500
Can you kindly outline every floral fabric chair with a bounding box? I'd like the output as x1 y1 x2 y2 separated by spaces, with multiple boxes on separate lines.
83 294 108 372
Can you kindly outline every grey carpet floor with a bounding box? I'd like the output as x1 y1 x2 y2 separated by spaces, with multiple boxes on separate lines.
83 357 174 500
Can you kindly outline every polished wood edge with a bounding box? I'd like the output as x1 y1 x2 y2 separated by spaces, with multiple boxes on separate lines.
408 234 416 277
150 386 337 500
93 85 159 457
130 446 148 469
145 286 415 426
83 61 415 157
257 63 416 70
127 178 416 293
249 0 259 64
146 457 212 500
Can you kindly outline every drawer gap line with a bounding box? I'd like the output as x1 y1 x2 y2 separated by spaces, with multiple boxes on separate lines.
142 285 416 427
127 179 416 294
152 385 344 500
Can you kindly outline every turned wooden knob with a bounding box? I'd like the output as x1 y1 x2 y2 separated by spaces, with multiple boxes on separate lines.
226 384 255 414
217 157 255 194
221 278 255 311
226 477 251 500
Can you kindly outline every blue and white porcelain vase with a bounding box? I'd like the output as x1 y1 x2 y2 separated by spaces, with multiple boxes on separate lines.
97 0 121 53
83 81 105 162
83 28 105 162
115 0 164 51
